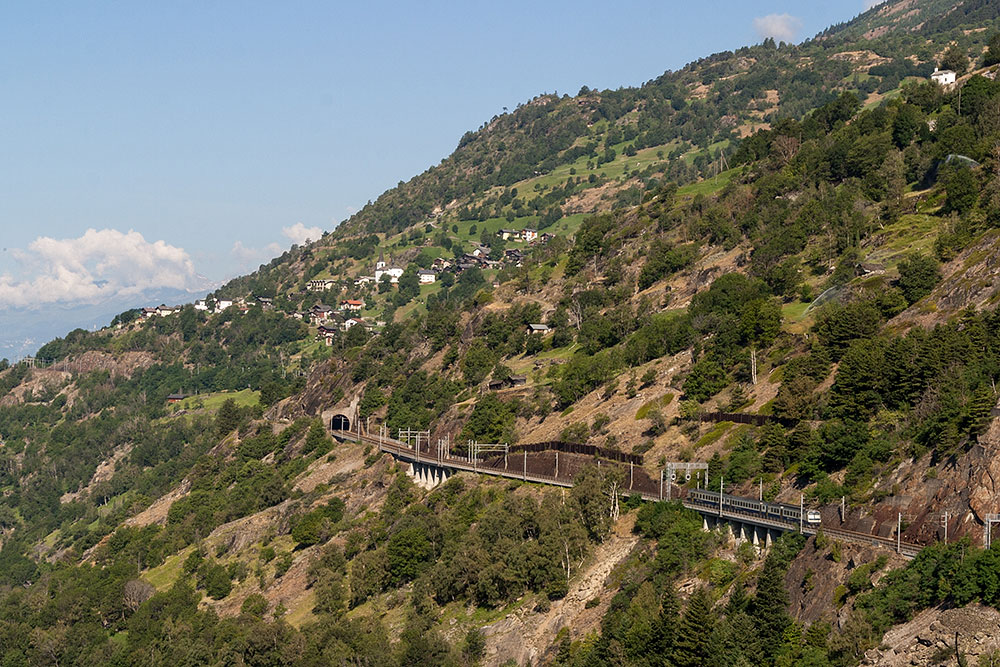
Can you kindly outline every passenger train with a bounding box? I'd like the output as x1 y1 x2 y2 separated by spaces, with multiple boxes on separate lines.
686 488 822 525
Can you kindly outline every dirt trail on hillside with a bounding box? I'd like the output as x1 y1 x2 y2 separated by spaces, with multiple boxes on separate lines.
483 513 640 665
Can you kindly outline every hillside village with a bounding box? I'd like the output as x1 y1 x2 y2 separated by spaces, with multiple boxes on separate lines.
138 224 556 351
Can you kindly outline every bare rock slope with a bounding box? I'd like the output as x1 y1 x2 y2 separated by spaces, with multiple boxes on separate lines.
861 604 1000 666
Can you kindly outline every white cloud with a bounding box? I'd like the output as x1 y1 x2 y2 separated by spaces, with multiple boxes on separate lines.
282 222 324 246
864 0 884 9
230 240 282 270
232 241 260 264
0 229 199 309
753 13 803 43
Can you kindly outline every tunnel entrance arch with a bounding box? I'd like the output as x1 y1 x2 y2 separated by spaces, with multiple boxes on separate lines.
331 414 350 431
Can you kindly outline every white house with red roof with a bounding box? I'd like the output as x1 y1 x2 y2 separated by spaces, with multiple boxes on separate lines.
340 299 363 312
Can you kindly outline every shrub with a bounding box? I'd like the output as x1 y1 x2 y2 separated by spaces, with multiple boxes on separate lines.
291 498 347 547
591 413 611 433
201 562 233 600
560 422 590 443
241 593 269 618
896 253 940 305
683 359 727 402
274 553 293 577
463 628 487 663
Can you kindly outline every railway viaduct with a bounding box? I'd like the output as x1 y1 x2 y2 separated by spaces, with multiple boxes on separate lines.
332 427 922 558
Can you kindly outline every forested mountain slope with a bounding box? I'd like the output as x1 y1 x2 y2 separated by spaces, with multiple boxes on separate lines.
6 0 1000 664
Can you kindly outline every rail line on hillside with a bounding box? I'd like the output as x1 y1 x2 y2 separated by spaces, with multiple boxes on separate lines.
333 429 923 558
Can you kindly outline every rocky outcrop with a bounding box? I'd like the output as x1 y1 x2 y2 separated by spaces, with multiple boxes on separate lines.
785 537 908 626
892 230 1000 331
0 368 71 407
968 414 1000 529
60 444 133 504
861 604 1000 666
847 395 1000 549
51 350 156 378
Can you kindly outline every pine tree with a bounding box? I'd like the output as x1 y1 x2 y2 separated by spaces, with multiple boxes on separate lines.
965 384 995 440
804 621 831 650
648 587 680 664
554 629 572 665
215 398 241 437
752 550 793 662
673 587 714 667
985 33 1000 67
707 611 761 667
725 582 749 616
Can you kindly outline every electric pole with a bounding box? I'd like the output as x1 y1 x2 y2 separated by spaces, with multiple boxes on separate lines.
800 495 804 533
719 476 724 517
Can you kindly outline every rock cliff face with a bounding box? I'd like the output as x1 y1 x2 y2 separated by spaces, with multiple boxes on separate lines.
810 397 1000 553
785 538 909 626
968 414 1000 531
879 403 1000 548
860 604 1000 666
52 350 156 378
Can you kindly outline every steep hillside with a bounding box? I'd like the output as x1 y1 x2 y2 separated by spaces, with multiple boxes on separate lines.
231 0 998 258
8 1 1000 665
822 0 1000 41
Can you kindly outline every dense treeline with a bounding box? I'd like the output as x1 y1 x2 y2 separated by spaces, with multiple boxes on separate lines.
557 503 813 666
35 306 308 409
349 468 621 609
0 463 628 666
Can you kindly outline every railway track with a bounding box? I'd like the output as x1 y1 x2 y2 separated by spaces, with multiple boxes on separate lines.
334 429 925 559
820 526 922 558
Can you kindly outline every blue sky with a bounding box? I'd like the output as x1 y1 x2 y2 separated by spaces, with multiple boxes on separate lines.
0 1 878 309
